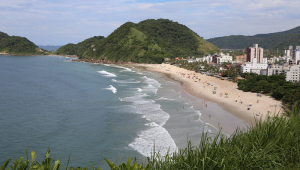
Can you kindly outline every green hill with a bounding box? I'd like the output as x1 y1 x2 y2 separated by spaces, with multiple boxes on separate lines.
80 19 220 63
206 26 300 50
0 31 44 55
274 33 300 52
55 36 105 56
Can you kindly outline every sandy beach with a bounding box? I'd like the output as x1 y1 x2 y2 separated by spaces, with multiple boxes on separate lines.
134 63 283 134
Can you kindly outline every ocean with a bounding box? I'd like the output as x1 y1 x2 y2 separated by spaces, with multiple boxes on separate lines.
0 55 218 169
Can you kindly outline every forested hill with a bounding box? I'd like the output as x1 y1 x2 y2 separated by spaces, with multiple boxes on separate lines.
55 36 105 56
206 26 300 50
0 31 44 55
78 19 220 63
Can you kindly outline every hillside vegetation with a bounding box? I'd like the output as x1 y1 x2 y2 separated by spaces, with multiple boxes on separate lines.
0 31 45 55
207 26 300 50
55 36 105 56
63 19 220 63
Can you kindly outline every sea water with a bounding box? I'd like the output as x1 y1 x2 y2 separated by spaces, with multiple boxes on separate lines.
0 55 217 169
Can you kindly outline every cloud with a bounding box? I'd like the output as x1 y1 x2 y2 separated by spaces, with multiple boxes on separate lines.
0 0 299 44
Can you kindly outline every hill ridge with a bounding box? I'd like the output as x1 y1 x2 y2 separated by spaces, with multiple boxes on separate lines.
206 25 300 50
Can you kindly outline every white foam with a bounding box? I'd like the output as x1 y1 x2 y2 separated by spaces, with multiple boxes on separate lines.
157 97 175 101
120 67 135 72
122 91 178 157
102 64 110 66
111 65 135 72
137 88 142 92
111 78 140 84
105 85 117 94
129 126 178 157
145 122 159 127
97 70 117 77
143 76 161 88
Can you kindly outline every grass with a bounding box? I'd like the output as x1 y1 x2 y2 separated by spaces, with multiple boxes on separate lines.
2 112 300 170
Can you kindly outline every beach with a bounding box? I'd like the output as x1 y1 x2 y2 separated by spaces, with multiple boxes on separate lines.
133 63 283 134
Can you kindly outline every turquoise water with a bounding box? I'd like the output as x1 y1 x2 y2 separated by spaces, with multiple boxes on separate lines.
0 55 218 169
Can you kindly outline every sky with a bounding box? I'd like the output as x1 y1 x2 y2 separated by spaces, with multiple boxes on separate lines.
1 0 300 45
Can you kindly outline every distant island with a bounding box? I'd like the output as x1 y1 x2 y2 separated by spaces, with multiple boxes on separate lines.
0 31 49 55
56 19 220 63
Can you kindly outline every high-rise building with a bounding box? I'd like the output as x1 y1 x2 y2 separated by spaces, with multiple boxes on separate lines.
247 44 264 64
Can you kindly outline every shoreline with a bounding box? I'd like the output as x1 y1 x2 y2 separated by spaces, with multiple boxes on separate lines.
129 63 283 134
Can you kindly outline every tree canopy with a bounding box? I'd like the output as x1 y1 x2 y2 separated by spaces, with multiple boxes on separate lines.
55 36 105 56
0 31 44 55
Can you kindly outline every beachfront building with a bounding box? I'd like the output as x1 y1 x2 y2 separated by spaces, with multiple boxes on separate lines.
196 54 212 63
267 63 290 76
285 65 300 82
211 53 233 64
241 61 268 75
217 53 233 64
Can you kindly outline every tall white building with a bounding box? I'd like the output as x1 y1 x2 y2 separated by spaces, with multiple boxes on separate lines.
241 44 268 75
293 50 300 64
247 44 264 63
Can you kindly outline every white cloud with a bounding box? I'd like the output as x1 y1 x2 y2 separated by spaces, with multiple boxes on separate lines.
0 0 299 44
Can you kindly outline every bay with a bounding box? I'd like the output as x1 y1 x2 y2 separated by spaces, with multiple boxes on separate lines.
0 55 217 169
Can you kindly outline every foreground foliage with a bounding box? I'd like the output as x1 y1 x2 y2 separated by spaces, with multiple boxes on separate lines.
2 112 300 170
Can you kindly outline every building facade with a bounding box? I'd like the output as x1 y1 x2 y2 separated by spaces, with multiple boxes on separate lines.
267 64 290 76
217 53 232 64
241 58 268 75
235 54 247 62
247 44 264 63
241 44 268 75
285 65 300 82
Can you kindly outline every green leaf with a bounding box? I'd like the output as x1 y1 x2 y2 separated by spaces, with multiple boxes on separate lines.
104 159 117 169
45 149 50 159
0 159 11 170
126 157 132 168
52 160 61 170
31 151 37 162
